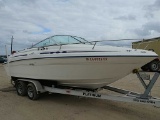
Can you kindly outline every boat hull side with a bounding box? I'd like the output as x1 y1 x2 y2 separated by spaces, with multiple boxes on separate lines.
8 57 154 89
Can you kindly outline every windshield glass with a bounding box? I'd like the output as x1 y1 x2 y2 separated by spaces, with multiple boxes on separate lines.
32 35 90 48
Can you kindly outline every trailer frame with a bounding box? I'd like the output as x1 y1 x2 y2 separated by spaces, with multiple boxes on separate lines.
14 71 160 107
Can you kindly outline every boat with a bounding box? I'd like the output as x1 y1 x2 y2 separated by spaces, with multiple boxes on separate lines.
4 35 158 89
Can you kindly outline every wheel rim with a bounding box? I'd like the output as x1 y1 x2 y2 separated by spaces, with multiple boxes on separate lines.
151 63 158 70
17 84 23 94
28 87 34 98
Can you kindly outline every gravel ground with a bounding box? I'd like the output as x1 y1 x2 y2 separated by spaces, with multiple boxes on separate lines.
0 64 160 120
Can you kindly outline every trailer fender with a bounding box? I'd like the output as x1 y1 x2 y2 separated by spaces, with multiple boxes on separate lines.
17 79 46 94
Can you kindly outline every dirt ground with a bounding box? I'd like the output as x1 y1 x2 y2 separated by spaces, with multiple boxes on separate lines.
0 64 160 120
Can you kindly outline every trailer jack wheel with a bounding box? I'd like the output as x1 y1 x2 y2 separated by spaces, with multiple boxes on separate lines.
149 61 160 72
27 83 39 100
16 81 27 96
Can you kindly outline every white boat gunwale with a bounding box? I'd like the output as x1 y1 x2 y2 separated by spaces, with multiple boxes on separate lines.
9 55 158 63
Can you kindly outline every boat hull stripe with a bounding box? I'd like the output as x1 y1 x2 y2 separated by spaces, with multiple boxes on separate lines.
9 55 157 63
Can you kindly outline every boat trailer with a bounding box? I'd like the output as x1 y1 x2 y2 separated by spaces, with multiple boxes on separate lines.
14 71 160 107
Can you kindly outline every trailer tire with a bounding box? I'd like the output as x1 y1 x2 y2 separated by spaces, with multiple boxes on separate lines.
16 81 27 96
27 83 39 100
149 61 160 72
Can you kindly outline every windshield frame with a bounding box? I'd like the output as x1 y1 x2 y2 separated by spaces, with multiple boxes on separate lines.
31 35 91 48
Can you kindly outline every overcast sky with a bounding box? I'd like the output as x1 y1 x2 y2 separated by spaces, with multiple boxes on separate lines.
0 0 160 54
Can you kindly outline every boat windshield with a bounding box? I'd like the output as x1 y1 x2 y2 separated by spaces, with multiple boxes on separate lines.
32 35 90 48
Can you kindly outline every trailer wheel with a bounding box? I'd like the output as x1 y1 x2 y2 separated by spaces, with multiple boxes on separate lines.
16 81 27 96
27 83 39 100
149 61 160 72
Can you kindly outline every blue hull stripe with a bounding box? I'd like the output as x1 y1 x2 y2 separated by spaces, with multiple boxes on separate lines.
9 55 157 63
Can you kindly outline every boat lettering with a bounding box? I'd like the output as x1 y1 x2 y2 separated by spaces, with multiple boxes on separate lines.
133 98 155 104
83 92 101 98
86 58 107 61
29 63 34 66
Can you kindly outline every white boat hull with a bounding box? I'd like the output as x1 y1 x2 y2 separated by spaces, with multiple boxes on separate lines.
6 56 155 89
